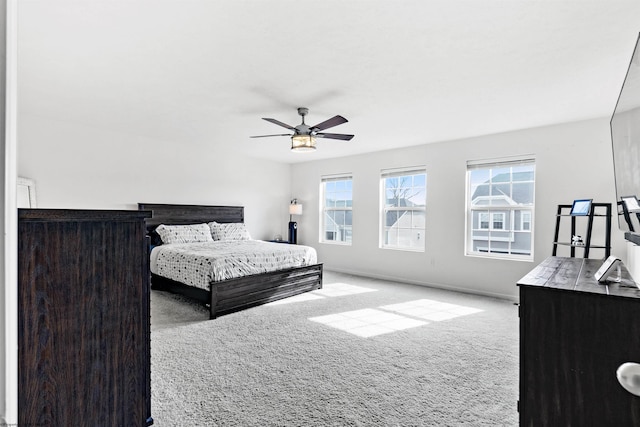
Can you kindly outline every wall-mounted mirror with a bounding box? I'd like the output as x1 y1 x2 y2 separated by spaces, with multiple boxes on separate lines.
17 177 37 208
611 33 640 236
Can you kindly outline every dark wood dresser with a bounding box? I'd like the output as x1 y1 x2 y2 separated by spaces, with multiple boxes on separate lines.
18 209 153 426
518 256 640 426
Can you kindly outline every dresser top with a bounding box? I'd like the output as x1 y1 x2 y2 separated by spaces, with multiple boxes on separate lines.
517 256 640 299
19 208 152 222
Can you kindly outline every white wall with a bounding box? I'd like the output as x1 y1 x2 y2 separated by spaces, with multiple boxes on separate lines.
18 114 293 240
292 117 626 300
16 114 627 300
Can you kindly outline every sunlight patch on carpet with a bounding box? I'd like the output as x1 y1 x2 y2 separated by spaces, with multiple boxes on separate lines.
380 299 483 321
310 299 484 337
310 308 427 337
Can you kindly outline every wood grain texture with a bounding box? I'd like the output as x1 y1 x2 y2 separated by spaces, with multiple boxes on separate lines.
211 264 323 318
518 256 640 426
138 202 244 229
18 209 153 426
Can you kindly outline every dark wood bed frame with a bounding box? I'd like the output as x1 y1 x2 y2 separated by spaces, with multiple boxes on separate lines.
138 203 323 319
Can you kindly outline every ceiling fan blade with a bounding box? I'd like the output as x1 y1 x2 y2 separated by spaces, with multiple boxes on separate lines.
316 132 354 141
311 115 348 131
250 133 292 138
262 118 296 130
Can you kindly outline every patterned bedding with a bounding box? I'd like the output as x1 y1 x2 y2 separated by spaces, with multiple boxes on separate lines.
150 240 318 290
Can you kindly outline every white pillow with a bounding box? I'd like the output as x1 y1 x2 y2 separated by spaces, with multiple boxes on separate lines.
209 222 252 241
156 223 213 244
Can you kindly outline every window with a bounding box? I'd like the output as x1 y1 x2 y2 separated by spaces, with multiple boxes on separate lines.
380 167 427 251
466 157 535 259
320 175 353 244
492 212 505 230
521 211 532 231
479 212 489 230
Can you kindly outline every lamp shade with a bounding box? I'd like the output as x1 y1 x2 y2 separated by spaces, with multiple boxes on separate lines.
291 135 316 152
289 203 303 216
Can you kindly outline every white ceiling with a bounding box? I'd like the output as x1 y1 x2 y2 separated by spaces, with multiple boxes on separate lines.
17 0 640 164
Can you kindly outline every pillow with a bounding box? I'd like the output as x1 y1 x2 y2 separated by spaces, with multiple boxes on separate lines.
155 223 213 244
209 222 252 241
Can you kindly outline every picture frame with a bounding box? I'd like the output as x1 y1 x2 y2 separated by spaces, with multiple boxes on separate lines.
594 255 622 283
621 195 640 213
570 199 592 216
17 177 37 208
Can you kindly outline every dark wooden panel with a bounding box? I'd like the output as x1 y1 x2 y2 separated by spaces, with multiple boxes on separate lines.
212 264 323 318
519 256 640 426
138 202 244 231
517 256 640 297
19 208 151 222
18 209 152 426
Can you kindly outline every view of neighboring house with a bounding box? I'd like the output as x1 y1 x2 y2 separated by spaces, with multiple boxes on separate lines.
383 197 426 250
469 169 534 256
324 199 353 243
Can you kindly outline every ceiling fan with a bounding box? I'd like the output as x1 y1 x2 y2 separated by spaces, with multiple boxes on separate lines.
250 107 354 152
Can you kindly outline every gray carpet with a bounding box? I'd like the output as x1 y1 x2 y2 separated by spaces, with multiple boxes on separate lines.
150 271 519 426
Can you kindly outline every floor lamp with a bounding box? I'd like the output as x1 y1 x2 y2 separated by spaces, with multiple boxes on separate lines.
288 199 302 244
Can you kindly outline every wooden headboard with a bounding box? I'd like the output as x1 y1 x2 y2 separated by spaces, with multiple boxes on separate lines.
137 203 244 244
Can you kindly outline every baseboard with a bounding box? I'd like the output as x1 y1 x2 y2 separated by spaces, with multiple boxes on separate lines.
323 267 520 303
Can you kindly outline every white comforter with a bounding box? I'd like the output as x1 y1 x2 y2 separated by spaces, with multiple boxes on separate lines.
150 240 318 290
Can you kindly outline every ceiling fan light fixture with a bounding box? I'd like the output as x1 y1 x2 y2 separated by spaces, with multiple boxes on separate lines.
291 135 316 152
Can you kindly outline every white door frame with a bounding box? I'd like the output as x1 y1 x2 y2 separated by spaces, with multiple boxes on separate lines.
2 0 18 423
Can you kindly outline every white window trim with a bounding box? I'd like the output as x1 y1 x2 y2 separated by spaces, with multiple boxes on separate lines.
320 174 353 245
380 166 427 252
465 156 535 261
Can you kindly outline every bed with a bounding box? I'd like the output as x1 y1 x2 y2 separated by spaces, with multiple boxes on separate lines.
138 203 323 319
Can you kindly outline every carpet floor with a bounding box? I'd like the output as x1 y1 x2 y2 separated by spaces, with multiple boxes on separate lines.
150 271 519 426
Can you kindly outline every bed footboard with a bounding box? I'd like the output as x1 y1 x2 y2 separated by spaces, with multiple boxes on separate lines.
210 264 323 319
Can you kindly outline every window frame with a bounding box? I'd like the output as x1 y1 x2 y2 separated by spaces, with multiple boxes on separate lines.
379 166 427 252
319 174 353 245
466 157 535 261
